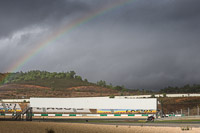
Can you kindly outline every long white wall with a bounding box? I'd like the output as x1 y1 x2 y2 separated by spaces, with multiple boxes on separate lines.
1 99 30 102
115 93 200 99
30 97 157 110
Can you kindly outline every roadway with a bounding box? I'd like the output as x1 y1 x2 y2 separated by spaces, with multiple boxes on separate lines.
32 117 146 122
96 122 200 127
1 117 200 128
32 118 200 128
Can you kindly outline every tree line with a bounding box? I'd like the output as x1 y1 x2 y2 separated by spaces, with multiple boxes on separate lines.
2 71 199 93
160 84 200 93
96 80 127 91
1 70 84 84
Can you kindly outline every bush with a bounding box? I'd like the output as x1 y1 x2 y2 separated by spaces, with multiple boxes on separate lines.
150 94 155 98
181 126 191 131
45 128 55 133
109 95 115 98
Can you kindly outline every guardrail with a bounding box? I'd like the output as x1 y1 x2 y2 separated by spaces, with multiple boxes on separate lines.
0 113 185 117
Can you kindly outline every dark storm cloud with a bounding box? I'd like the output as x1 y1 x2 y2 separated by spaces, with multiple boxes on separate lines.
1 0 200 90
0 0 89 38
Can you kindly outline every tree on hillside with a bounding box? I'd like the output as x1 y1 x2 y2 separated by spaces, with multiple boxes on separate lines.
97 80 106 87
107 83 113 89
75 75 82 81
69 71 76 78
84 79 88 83
113 86 123 91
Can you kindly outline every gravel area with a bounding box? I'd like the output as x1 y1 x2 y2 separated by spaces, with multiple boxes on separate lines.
0 121 200 133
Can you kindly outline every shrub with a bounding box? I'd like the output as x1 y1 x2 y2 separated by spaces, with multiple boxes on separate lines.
150 94 155 98
109 95 115 98
181 126 191 131
45 128 55 133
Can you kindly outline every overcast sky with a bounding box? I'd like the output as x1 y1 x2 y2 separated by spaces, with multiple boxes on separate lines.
0 0 200 90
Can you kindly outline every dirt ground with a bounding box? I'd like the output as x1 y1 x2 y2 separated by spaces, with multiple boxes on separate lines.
0 121 200 133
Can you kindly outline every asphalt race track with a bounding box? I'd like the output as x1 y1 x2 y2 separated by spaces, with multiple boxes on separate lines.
98 123 200 127
1 117 200 128
32 117 146 122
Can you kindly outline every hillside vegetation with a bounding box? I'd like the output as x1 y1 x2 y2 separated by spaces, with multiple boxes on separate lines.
0 70 146 98
2 70 199 99
0 70 130 91
1 70 90 87
160 84 200 93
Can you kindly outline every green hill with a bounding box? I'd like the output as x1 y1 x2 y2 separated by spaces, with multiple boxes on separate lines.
0 70 93 89
0 70 144 98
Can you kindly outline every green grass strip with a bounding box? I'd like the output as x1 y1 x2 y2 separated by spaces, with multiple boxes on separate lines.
41 114 48 116
128 114 135 116
100 114 107 116
69 114 76 116
114 114 121 116
55 114 62 116
142 114 148 116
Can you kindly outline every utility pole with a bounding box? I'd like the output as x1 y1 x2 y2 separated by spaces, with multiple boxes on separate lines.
188 107 190 116
197 106 199 116
181 109 182 115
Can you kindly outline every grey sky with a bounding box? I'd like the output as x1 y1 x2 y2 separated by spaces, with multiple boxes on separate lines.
0 0 200 90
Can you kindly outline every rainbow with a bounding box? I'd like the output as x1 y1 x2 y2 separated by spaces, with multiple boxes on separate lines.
1 0 133 84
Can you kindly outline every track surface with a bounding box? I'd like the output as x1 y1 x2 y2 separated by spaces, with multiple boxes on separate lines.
32 117 146 122
1 117 200 128
0 117 146 122
33 118 200 128
34 118 200 127
95 123 200 127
